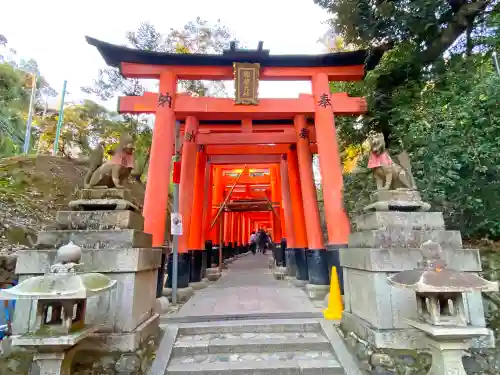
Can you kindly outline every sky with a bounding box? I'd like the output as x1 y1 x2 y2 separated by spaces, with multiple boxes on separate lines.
1 0 331 110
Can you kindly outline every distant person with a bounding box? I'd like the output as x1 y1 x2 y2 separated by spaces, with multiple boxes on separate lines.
249 231 257 255
257 229 270 255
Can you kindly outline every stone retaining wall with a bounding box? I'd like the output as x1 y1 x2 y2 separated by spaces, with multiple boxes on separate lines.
339 323 500 374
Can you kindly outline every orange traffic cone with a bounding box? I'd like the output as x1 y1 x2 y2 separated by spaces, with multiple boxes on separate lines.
323 266 344 320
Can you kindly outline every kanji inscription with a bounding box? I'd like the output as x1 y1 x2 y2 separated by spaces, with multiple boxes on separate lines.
234 63 260 105
158 92 172 108
318 93 332 108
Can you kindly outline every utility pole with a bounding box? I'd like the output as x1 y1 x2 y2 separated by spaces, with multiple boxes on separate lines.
171 121 181 305
493 51 500 75
52 80 67 156
23 73 37 154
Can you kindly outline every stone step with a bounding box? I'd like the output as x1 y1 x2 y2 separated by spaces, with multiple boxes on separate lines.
56 210 144 230
167 352 344 375
177 319 321 335
68 198 140 213
77 188 134 201
340 247 481 272
35 229 152 249
172 332 330 356
355 211 445 231
348 228 462 249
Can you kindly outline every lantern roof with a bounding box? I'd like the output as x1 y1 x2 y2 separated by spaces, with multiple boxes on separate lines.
0 272 116 300
388 268 498 294
0 242 116 300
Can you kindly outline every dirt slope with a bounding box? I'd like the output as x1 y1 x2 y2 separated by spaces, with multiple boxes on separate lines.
0 155 147 253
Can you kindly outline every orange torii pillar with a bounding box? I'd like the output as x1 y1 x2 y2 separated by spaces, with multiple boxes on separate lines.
167 115 198 290
188 145 207 287
294 115 329 299
270 165 284 266
236 213 242 254
230 212 236 257
270 165 282 242
210 167 224 267
144 71 176 247
312 73 350 293
223 211 230 261
280 156 296 275
201 162 213 273
286 146 309 284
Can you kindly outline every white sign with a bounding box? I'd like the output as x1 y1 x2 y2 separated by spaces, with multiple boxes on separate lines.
171 213 183 236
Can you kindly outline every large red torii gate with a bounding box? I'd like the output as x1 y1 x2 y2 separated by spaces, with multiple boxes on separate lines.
86 36 384 295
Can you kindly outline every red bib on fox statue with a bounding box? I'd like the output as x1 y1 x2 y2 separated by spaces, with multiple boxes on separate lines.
110 152 135 169
367 151 392 169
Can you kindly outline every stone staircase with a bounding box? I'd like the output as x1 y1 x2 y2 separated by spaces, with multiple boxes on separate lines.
160 319 352 375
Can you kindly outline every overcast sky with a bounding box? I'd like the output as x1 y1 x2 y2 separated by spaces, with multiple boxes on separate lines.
1 0 331 109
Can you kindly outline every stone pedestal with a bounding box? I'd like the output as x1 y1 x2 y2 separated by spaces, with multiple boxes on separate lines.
206 267 221 281
272 266 286 280
340 189 493 349
13 189 161 352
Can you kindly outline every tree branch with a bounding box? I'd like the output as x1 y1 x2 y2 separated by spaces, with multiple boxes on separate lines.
420 0 491 65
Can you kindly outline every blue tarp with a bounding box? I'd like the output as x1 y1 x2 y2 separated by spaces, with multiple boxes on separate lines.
0 282 17 340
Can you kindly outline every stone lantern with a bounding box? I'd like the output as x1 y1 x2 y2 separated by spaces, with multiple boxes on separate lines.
0 241 116 375
388 240 498 375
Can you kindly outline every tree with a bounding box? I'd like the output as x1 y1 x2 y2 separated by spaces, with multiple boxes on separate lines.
82 19 234 99
314 0 499 141
0 63 29 155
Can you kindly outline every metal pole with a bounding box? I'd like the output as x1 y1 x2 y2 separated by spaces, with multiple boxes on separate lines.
219 212 224 270
23 74 37 154
53 80 67 156
493 51 500 75
171 121 181 305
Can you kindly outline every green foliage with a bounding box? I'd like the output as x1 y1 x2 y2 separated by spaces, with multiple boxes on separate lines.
0 62 29 155
344 57 500 239
315 0 500 240
315 0 498 138
82 19 234 99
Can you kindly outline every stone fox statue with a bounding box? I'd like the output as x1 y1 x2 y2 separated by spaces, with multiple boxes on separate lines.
84 134 141 189
364 131 416 191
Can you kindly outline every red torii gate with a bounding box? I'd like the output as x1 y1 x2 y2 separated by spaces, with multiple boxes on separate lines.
86 36 384 293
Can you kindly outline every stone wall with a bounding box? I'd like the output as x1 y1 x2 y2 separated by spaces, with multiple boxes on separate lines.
337 246 500 375
0 340 34 375
72 332 160 375
339 326 500 374
0 253 17 285
0 332 160 375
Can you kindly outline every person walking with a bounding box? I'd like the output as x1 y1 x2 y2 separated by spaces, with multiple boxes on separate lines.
257 229 270 255
249 231 257 255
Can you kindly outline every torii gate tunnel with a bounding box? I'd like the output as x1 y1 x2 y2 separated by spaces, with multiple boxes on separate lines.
87 37 384 293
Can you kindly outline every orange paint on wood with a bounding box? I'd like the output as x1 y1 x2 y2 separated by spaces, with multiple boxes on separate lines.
143 71 176 246
211 167 224 244
120 63 365 81
280 159 295 248
201 163 213 246
118 92 367 119
242 118 252 133
294 115 325 250
286 148 308 248
197 131 296 145
270 165 282 241
209 155 282 164
188 147 207 250
312 73 350 245
222 176 270 185
205 145 318 156
178 116 199 253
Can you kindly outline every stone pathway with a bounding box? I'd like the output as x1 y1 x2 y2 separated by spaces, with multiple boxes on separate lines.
149 254 362 375
164 253 322 321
